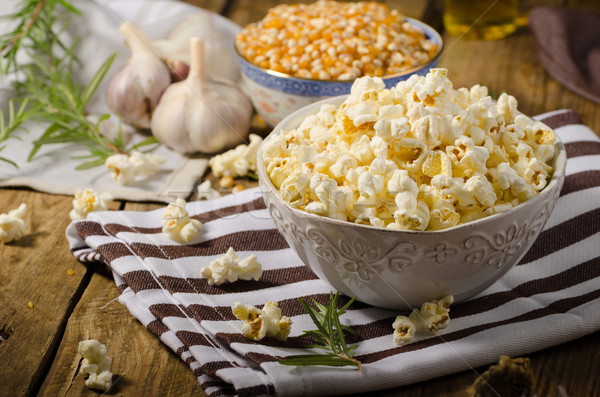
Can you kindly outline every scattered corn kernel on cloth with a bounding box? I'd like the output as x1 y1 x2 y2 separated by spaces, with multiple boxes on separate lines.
67 109 600 396
0 0 240 202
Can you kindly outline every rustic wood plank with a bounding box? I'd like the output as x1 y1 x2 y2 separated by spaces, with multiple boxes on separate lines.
0 189 93 396
39 272 206 397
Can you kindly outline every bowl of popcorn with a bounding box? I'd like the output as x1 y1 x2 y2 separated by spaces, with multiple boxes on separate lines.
235 1 443 127
256 68 567 310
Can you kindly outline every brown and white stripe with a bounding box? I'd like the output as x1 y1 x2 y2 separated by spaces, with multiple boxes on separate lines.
66 110 600 397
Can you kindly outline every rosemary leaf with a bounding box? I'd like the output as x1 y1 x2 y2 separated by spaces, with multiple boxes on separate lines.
279 291 362 370
246 170 259 181
75 157 109 170
81 53 116 108
279 354 360 368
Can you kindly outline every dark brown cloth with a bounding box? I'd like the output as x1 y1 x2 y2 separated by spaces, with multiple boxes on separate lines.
529 6 600 104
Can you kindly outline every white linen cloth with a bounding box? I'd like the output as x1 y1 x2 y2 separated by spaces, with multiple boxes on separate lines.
0 0 241 202
66 110 600 396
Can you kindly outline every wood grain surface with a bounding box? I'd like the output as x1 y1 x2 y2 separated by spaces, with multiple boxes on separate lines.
1 0 599 396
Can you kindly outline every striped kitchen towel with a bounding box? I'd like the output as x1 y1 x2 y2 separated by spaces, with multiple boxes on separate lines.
66 109 600 396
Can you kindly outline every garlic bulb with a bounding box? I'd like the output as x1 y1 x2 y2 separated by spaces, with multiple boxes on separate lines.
152 13 240 83
150 37 252 154
106 22 171 128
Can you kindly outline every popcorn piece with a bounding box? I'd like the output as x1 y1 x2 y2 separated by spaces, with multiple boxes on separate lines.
262 69 556 230
391 295 454 345
161 198 202 244
105 150 165 185
69 189 112 221
197 180 221 200
201 247 262 286
392 315 416 345
78 340 113 391
232 301 292 341
209 134 263 177
0 203 27 244
409 295 454 332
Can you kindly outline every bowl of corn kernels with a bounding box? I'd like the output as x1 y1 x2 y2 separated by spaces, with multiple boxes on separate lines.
235 1 443 127
256 68 567 310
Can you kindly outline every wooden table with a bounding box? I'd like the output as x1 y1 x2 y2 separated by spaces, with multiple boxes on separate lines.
1 1 599 396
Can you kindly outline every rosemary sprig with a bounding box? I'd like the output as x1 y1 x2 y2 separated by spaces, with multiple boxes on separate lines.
279 291 362 370
0 0 158 168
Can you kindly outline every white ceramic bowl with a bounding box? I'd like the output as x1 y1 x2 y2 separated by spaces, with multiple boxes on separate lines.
235 17 443 127
256 96 567 310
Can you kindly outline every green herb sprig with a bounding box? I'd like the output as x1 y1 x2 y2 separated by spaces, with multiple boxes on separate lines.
279 291 362 370
0 0 158 169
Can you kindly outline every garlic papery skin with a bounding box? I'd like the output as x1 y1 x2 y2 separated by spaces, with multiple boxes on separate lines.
106 22 171 129
152 13 240 83
150 37 252 154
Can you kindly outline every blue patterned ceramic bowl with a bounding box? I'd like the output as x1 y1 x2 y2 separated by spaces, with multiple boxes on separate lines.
236 17 443 127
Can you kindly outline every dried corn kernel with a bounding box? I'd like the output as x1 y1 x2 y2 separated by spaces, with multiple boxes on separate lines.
236 1 438 80
219 176 235 188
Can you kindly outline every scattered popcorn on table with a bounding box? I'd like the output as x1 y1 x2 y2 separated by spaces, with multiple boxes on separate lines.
197 180 221 200
263 69 557 230
161 198 202 244
105 150 165 185
392 295 453 345
232 301 292 341
0 203 27 244
69 188 112 221
78 339 113 391
27 301 34 309
67 269 75 276
209 134 263 178
201 247 262 286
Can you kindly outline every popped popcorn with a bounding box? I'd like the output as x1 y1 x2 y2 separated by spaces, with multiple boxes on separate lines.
392 315 416 345
201 247 262 286
161 198 202 243
78 340 113 391
409 294 453 331
105 150 165 185
232 301 292 341
209 134 263 178
0 203 27 243
197 180 221 200
69 188 112 220
263 69 556 230
392 295 453 345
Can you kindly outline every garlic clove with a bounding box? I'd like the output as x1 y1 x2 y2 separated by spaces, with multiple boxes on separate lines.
106 22 171 129
152 13 240 83
150 37 252 154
